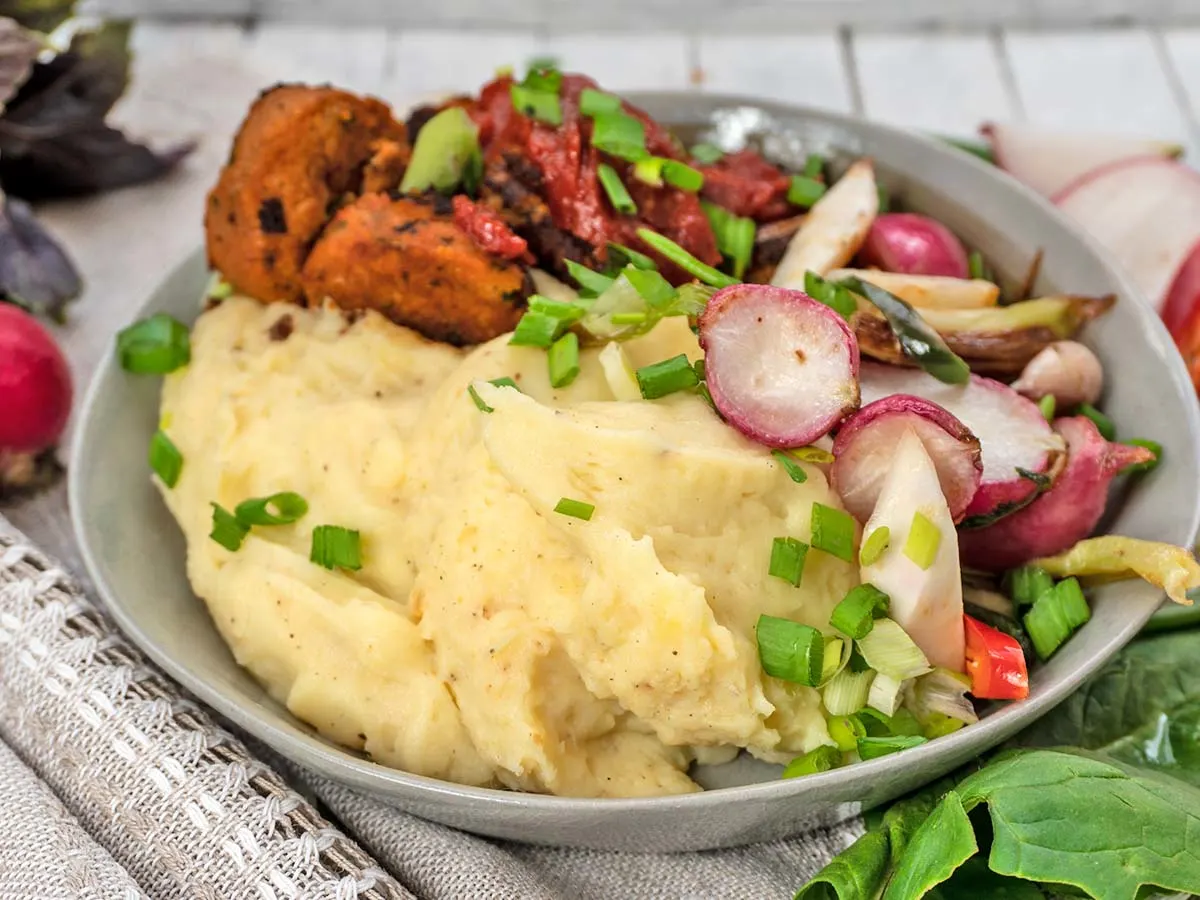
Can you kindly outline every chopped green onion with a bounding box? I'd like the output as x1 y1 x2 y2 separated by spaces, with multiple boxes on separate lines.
791 445 836 465
923 714 968 739
967 249 989 281
210 503 249 552
782 745 842 778
662 160 704 192
821 636 850 684
827 714 866 751
399 106 482 194
689 142 724 164
788 175 827 208
857 735 926 760
1038 394 1057 421
692 359 705 380
1123 438 1163 473
529 295 588 324
859 526 891 566
939 135 996 163
490 376 520 391
635 227 739 288
877 706 923 737
876 185 891 214
524 55 560 75
548 331 581 388
207 277 233 300
804 270 857 321
632 156 665 186
768 536 809 587
510 83 562 126
624 267 676 308
590 111 648 162
554 497 595 520
1077 402 1116 440
564 260 616 297
610 312 647 325
803 154 825 178
903 511 941 570
811 503 856 562
509 311 566 347
310 525 362 571
857 618 931 681
1005 565 1056 609
597 163 637 215
522 65 562 93
468 384 493 412
579 88 621 116
909 668 977 733
771 449 808 484
756 614 824 686
606 242 657 271
702 201 756 280
598 341 641 401
636 354 699 399
116 314 191 374
822 669 874 716
867 671 907 717
830 583 890 640
1024 576 1091 660
148 430 183 488
235 492 308 526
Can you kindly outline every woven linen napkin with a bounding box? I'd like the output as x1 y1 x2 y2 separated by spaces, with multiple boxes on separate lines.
0 513 860 900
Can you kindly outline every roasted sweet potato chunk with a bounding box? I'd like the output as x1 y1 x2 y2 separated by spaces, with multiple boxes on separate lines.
301 194 531 345
205 84 407 304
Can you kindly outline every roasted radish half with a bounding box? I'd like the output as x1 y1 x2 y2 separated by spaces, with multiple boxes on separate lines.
832 395 982 523
859 213 970 279
958 416 1157 571
699 284 860 448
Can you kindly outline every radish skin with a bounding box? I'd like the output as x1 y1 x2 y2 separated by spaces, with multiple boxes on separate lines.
828 269 999 309
831 395 982 523
860 428 965 672
958 416 1156 571
699 284 860 448
859 213 970 279
1162 237 1200 337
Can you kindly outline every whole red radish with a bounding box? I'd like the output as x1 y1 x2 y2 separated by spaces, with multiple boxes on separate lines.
699 284 859 448
958 416 1154 571
860 213 970 279
0 303 72 493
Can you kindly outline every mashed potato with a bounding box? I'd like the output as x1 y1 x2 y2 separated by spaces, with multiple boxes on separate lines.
158 296 860 796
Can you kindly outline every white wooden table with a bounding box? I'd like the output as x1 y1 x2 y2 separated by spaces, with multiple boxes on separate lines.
7 20 1200 569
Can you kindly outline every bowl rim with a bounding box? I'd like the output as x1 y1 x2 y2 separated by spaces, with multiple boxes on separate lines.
70 90 1200 818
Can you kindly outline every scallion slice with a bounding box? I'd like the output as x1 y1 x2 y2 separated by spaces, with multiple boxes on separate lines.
548 331 581 388
771 449 808 484
522 64 562 93
820 636 850 685
610 312 647 325
822 669 874 716
967 249 988 281
398 106 483 195
903 511 941 570
830 583 890 640
1077 402 1116 440
564 260 616 297
867 671 907 717
624 267 676 308
510 83 562 126
803 153 825 178
756 614 824 686
859 527 891 567
467 384 493 412
827 714 866 751
235 492 309 526
1024 576 1090 660
597 163 637 215
811 503 856 562
768 536 809 586
633 156 665 186
509 311 566 347
702 201 756 280
490 376 520 391
1038 394 1057 421
857 735 926 760
787 174 827 208
876 185 891 214
148 430 183 488
554 497 595 520
804 271 857 321
635 354 699 399
791 445 836 465
782 745 842 778
579 88 621 116
662 160 704 192
210 503 249 552
1005 565 1055 609
529 294 588 322
207 276 234 300
690 142 724 164
310 525 362 571
117 314 191 374
1123 438 1163 473
635 227 739 288
909 668 978 734
606 242 657 271
590 111 648 162
857 618 932 681
598 341 641 401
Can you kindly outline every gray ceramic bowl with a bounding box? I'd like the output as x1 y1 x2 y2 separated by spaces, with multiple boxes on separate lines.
71 93 1200 853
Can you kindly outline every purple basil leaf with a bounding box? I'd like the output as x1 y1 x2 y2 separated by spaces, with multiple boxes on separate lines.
0 193 81 318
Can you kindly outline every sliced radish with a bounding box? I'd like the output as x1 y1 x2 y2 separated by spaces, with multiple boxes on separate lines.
982 121 1184 199
859 213 970 279
771 159 878 289
959 416 1157 571
859 363 1062 522
831 395 982 523
699 284 859 448
1054 156 1200 312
